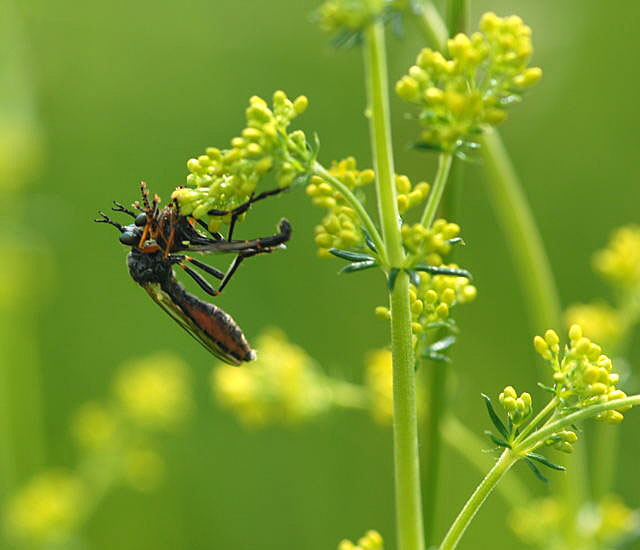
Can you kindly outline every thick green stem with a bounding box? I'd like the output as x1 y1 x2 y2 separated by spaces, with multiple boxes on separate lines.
440 449 518 550
479 129 562 331
441 416 530 508
421 360 446 542
363 20 425 550
446 0 467 37
363 23 403 266
420 153 453 229
413 1 448 51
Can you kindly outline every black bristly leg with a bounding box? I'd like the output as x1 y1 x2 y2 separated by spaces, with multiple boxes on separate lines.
178 263 220 297
207 186 289 241
184 256 225 280
189 219 292 254
112 201 137 218
95 212 123 231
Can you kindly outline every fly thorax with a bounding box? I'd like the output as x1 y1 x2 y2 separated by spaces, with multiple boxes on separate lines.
127 250 172 285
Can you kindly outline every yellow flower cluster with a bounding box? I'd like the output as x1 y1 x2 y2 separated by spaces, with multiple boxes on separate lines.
377 270 476 341
498 385 532 427
593 225 640 290
114 353 192 430
307 157 375 257
338 529 384 550
510 496 639 549
212 328 332 426
402 217 460 263
396 12 542 151
534 326 630 423
317 0 382 33
5 471 85 542
173 91 311 232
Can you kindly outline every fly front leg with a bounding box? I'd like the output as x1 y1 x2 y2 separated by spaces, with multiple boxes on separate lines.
207 186 289 241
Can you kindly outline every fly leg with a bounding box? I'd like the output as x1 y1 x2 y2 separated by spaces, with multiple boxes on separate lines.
208 186 289 240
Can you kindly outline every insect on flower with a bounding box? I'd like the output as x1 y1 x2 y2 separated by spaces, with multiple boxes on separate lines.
96 183 291 365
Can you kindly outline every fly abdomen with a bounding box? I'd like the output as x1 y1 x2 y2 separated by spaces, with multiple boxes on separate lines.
161 277 255 364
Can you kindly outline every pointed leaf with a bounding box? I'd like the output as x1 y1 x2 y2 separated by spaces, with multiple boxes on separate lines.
481 394 509 440
328 248 374 263
414 264 473 280
387 268 400 291
526 452 567 472
430 335 457 352
421 350 451 363
447 237 465 246
425 319 459 333
339 260 377 274
537 382 556 393
406 269 421 287
484 431 510 448
524 457 549 483
360 227 378 253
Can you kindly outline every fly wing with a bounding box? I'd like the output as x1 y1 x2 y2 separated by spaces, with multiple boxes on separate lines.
142 283 254 366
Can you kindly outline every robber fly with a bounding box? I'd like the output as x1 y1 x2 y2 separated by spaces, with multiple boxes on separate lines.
96 183 291 365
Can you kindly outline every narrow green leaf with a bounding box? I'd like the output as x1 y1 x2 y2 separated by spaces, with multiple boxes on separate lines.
425 319 459 333
484 431 510 448
537 382 556 393
524 458 549 483
447 237 465 245
328 248 374 262
481 394 509 440
406 269 421 287
387 268 400 291
360 227 378 253
414 263 473 280
526 452 567 472
422 350 451 363
430 335 457 352
339 261 377 274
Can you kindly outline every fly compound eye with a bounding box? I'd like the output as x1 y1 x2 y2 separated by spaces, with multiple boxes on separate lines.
134 213 148 227
119 231 139 245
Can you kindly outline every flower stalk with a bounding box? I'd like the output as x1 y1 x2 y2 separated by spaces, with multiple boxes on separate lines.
363 19 425 550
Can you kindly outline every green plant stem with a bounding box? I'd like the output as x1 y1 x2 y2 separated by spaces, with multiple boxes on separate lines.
421 360 446 542
363 19 425 550
440 448 519 550
446 0 467 37
420 152 453 229
479 129 561 331
441 415 530 508
515 395 640 454
440 395 639 550
413 1 448 51
312 162 387 263
513 397 559 445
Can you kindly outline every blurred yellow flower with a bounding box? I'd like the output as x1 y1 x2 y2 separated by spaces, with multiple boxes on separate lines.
365 349 394 425
5 471 85 542
114 353 192 430
71 401 116 450
564 302 621 349
212 328 331 426
510 495 638 548
593 225 640 289
123 447 165 492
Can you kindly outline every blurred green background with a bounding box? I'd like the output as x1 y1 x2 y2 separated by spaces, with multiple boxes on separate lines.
2 0 639 548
